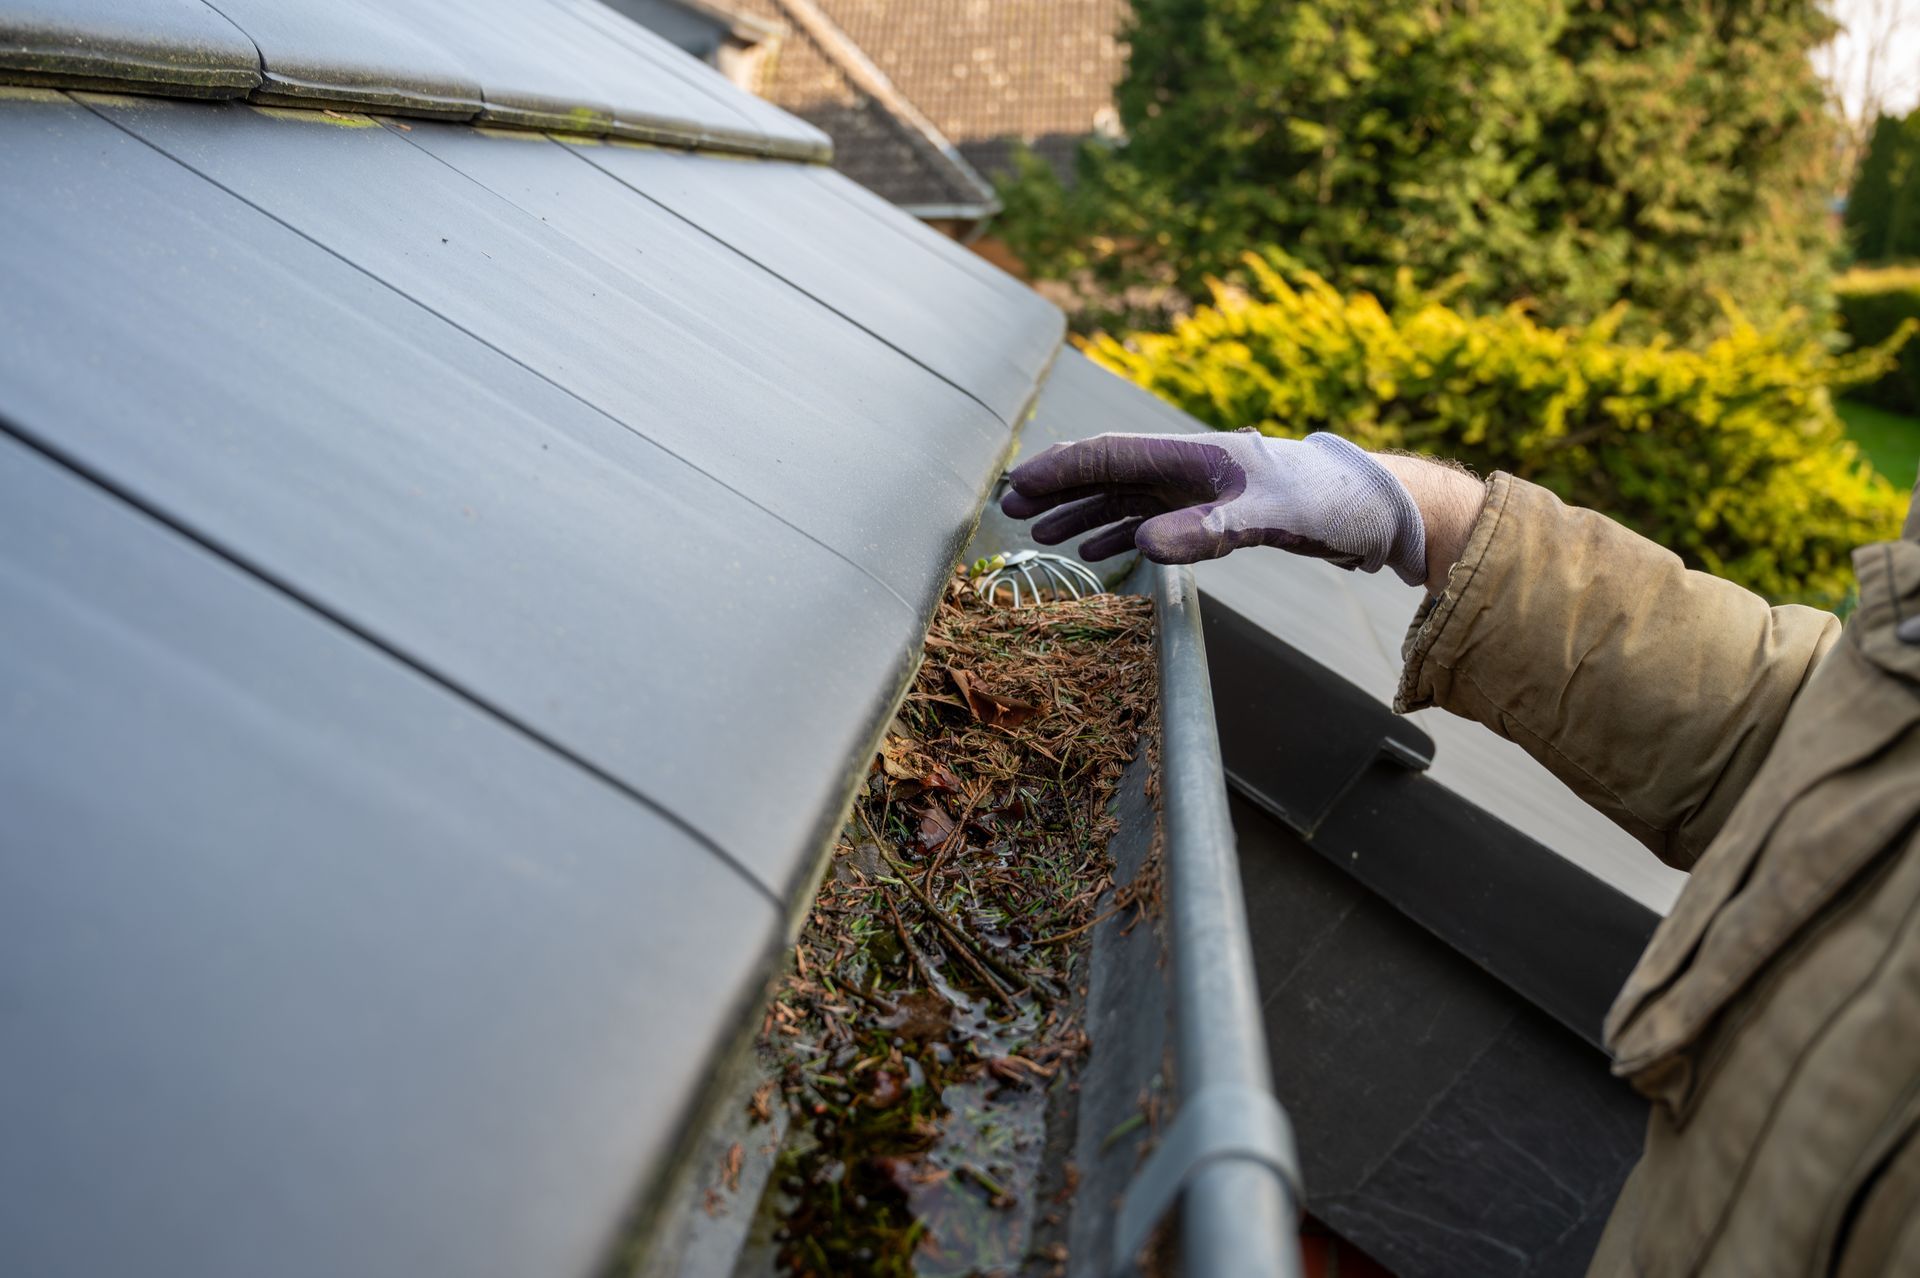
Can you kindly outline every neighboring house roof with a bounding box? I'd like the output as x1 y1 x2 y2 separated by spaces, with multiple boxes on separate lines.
723 0 1001 215
627 0 1126 218
806 0 1128 184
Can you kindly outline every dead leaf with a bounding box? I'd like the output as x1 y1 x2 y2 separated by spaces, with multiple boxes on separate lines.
721 1142 743 1193
916 804 957 850
879 734 922 780
747 1081 776 1125
925 763 963 792
950 667 1038 730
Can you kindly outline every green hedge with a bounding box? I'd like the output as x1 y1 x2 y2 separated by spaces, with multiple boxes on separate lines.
1836 266 1920 417
1083 255 1909 607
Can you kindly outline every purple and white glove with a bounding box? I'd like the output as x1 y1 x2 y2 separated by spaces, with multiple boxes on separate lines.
1000 430 1427 585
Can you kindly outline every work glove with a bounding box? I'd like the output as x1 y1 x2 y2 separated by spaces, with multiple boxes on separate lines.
1000 430 1427 585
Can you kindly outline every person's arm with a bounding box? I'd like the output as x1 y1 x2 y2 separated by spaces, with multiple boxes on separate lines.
1372 453 1488 590
1003 432 1841 867
1394 472 1840 869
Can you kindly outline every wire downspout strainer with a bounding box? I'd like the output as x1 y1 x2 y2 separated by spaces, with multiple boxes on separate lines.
969 549 1106 608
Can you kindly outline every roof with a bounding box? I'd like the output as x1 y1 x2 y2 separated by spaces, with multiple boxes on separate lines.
0 7 1689 1273
723 0 1001 214
802 0 1129 184
0 1 1066 1271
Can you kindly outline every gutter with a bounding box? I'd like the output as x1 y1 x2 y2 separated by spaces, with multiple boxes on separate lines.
1109 564 1305 1277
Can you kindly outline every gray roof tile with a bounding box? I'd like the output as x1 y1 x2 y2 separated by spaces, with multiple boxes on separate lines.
578 139 1061 421
4 92 1003 891
0 7 1065 1270
0 429 780 1278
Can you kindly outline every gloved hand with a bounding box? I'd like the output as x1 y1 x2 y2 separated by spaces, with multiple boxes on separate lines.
1000 430 1428 585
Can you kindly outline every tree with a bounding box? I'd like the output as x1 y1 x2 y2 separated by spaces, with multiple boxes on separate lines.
996 0 1842 339
1845 108 1920 260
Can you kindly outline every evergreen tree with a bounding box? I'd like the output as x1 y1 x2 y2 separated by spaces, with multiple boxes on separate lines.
1846 109 1920 263
996 0 1841 338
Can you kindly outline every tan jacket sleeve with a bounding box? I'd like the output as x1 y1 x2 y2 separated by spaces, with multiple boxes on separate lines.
1395 473 1843 871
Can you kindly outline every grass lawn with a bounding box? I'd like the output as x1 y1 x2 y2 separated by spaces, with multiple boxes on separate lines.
1838 398 1920 493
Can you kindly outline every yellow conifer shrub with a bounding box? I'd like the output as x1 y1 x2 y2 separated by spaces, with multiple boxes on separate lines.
1083 255 1910 606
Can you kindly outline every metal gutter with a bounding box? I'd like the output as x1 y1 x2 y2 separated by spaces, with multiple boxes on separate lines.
1109 564 1304 1277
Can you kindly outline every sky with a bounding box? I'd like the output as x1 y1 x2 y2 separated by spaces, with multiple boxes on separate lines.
1819 0 1920 123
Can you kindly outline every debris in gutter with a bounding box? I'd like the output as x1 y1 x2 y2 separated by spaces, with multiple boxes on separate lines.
755 572 1159 1277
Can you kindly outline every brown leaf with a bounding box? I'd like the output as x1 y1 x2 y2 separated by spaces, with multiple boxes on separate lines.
878 733 923 780
925 763 964 792
721 1142 743 1193
950 667 1038 730
747 1080 776 1125
916 803 957 850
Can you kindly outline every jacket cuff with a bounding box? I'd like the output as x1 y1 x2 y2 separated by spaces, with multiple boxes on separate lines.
1394 472 1515 714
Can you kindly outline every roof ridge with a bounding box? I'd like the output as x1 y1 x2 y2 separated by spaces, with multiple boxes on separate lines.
770 0 998 214
0 0 832 161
